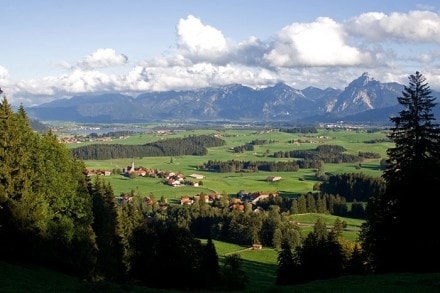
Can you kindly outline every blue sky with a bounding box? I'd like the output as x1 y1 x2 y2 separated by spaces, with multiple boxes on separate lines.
1 0 440 106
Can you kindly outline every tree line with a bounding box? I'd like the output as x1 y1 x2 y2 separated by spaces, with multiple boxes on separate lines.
232 138 272 153
197 149 380 172
71 134 226 160
273 144 369 164
279 126 318 133
318 172 385 202
198 159 300 172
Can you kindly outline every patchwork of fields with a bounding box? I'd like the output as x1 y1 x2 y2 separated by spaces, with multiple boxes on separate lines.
66 126 391 199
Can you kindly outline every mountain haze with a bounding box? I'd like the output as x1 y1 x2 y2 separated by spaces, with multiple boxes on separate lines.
27 73 440 124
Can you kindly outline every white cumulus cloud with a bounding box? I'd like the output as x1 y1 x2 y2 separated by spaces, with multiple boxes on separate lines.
177 15 229 62
77 48 128 70
264 17 371 67
346 10 440 43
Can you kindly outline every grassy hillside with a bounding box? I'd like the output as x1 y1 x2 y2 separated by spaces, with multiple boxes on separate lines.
2 260 439 293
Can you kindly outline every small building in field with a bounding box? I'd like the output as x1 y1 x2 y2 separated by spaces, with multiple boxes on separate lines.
190 174 205 179
266 176 282 182
252 244 262 250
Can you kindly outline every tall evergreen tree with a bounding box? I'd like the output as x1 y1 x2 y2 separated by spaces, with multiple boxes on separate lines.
116 200 144 272
276 240 295 285
297 218 346 282
0 99 48 260
297 195 307 213
92 177 125 281
221 253 248 290
361 72 440 273
201 237 220 288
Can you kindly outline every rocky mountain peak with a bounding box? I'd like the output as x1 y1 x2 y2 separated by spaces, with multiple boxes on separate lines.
348 72 375 88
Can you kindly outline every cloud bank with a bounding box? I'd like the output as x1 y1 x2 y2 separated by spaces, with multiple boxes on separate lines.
3 10 440 106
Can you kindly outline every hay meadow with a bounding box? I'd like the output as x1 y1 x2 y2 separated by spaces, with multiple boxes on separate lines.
65 125 392 201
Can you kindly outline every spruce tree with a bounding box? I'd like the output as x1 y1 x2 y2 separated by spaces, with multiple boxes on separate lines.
295 218 346 282
361 72 440 273
201 237 220 288
297 195 307 213
92 177 125 281
276 240 295 285
0 99 49 260
221 254 248 290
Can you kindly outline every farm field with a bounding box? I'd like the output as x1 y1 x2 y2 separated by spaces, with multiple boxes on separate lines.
63 125 392 199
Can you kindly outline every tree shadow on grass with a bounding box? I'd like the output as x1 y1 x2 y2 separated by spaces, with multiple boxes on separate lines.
303 175 318 181
359 163 383 171
240 258 278 291
277 190 301 198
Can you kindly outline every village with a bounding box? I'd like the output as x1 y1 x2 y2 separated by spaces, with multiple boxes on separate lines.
86 161 281 212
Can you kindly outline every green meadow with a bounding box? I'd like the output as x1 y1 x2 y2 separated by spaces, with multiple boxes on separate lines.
71 127 391 199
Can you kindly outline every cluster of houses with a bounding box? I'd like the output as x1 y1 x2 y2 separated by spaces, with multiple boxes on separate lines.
85 169 112 176
180 190 279 211
122 162 205 187
58 134 130 144
87 161 279 213
179 193 221 205
114 190 278 216
233 190 279 208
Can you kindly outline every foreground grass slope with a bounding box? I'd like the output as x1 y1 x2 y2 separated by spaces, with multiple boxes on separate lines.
1 261 439 293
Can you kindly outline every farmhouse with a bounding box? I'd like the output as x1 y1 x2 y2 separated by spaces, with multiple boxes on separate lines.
189 174 205 179
248 191 279 204
266 176 282 182
180 197 193 205
166 178 181 186
252 244 263 250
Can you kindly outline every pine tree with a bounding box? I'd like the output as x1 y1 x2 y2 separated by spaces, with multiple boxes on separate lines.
385 71 440 178
201 237 220 288
221 254 248 290
346 243 366 275
290 199 299 214
361 72 440 273
297 218 346 282
0 99 49 260
92 177 125 281
276 240 295 285
297 195 307 213
331 218 345 239
306 193 316 213
116 200 144 272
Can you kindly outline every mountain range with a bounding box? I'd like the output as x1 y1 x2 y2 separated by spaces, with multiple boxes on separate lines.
27 72 440 125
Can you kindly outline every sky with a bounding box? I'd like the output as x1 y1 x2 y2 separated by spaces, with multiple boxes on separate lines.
1 0 440 106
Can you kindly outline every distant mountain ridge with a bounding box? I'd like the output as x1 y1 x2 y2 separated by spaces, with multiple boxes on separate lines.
27 73 440 124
